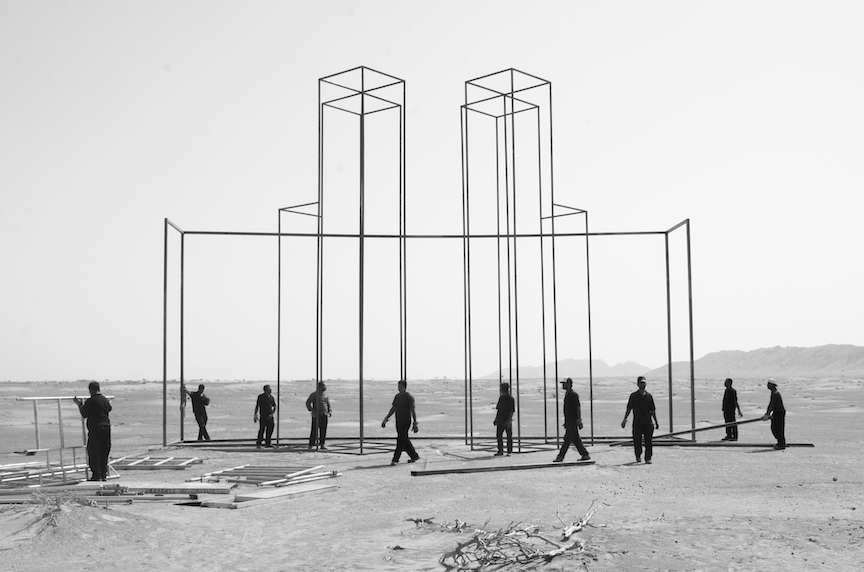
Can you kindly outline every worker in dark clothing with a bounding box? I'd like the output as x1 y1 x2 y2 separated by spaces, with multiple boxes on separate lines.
381 380 419 465
493 382 515 456
554 378 591 463
184 383 211 441
73 381 112 481
721 378 743 441
621 376 660 464
760 378 786 450
254 384 276 448
305 382 332 450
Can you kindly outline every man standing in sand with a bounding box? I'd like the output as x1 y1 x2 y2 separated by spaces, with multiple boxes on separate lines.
721 378 743 441
621 376 660 464
493 382 515 456
760 378 786 450
306 381 331 450
381 380 419 465
184 383 211 441
73 381 112 481
254 384 276 448
554 378 591 463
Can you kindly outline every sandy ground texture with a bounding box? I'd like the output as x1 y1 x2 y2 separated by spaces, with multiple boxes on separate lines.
1 376 862 571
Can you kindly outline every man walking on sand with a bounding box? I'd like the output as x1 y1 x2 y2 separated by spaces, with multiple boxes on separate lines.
184 383 211 441
493 382 515 456
382 380 419 465
73 381 112 481
553 378 591 463
622 376 659 464
254 384 276 448
306 382 331 450
721 378 743 441
760 378 786 450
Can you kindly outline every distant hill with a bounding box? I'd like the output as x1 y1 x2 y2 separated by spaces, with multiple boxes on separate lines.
648 344 864 378
480 358 651 380
479 345 864 381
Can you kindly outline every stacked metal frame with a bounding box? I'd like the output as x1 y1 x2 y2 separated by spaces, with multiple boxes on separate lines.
278 67 407 454
460 69 593 451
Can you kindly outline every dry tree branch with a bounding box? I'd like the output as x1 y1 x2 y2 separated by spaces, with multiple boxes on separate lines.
437 502 603 570
25 489 97 536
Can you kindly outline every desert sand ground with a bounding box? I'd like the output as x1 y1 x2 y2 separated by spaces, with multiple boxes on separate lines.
1 375 862 571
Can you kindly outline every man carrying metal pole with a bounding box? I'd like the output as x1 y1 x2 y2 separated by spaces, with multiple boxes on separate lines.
721 378 743 441
760 378 786 450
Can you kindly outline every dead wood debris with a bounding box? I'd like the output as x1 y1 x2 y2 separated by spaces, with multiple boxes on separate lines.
406 517 474 533
27 490 98 536
436 502 603 571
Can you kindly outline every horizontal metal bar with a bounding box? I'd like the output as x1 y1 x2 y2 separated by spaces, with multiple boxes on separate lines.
666 218 690 233
319 67 364 83
412 460 593 477
280 210 319 219
179 230 668 239
466 68 549 93
609 417 765 446
165 219 184 233
551 204 587 213
279 202 318 211
17 396 115 401
541 211 582 220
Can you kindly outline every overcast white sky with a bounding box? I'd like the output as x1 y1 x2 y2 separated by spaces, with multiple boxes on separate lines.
1 1 862 382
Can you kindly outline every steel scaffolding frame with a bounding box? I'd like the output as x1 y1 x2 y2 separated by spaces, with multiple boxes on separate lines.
161 67 696 450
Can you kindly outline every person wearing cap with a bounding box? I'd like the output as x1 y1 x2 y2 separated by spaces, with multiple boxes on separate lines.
382 380 420 465
306 381 332 450
184 383 211 441
553 378 590 463
493 382 515 456
721 378 743 441
760 379 786 450
621 376 659 464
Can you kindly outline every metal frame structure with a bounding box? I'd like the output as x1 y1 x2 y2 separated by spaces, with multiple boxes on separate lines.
460 69 587 451
278 67 407 453
15 395 116 481
161 66 696 450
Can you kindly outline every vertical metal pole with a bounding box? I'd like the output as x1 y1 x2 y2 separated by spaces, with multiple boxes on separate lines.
687 220 696 439
461 100 475 449
585 212 595 444
401 80 408 385
536 107 548 444
277 210 282 445
80 411 88 481
500 95 514 450
508 86 523 454
496 120 503 403
316 78 325 451
548 84 561 446
162 218 168 447
550 193 560 445
359 72 366 455
665 231 673 433
180 231 186 442
57 399 65 482
33 401 41 449
57 399 65 449
398 90 405 382
461 102 470 446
